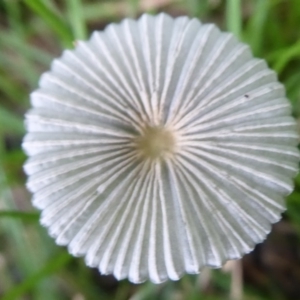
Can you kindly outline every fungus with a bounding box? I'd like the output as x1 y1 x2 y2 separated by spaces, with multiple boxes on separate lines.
23 13 299 284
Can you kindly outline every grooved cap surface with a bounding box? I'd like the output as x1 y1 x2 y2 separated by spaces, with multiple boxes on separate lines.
23 13 299 284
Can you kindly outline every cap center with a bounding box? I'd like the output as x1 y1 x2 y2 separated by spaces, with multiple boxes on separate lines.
135 126 175 160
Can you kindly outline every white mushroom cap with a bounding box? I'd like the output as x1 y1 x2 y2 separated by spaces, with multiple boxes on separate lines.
23 13 299 284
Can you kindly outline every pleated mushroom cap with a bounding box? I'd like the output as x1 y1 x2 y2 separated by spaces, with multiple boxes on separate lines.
23 13 299 284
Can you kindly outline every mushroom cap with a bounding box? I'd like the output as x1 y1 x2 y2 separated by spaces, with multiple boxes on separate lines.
23 13 299 284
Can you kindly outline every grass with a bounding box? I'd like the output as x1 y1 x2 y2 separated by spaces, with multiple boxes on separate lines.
0 0 300 299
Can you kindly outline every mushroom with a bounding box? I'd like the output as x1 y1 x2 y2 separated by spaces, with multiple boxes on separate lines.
23 13 299 284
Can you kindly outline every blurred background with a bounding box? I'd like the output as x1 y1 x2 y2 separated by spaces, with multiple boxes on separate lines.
1 0 300 299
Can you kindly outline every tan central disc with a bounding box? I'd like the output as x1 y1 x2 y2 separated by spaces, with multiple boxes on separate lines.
135 126 175 160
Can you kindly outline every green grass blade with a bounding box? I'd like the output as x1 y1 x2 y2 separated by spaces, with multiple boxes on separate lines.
284 71 300 107
0 161 60 299
0 107 24 135
2 252 72 300
128 0 140 17
82 2 122 23
67 0 88 40
186 0 209 17
272 40 300 74
226 0 242 39
0 31 53 65
0 210 39 221
244 0 270 56
0 49 40 88
3 0 24 37
0 73 26 104
23 0 74 47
